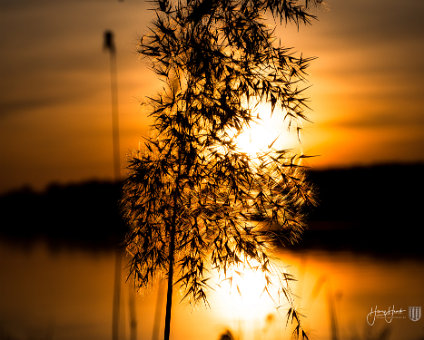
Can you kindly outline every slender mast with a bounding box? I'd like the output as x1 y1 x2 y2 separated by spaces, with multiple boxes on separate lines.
104 30 122 340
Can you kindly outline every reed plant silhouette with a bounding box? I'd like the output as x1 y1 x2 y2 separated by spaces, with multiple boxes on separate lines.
121 1 319 339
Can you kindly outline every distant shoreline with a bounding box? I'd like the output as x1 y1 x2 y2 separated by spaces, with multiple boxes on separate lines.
1 163 423 257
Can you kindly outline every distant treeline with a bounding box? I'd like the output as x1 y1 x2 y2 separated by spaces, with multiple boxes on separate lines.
0 163 423 256
301 163 424 257
0 181 126 250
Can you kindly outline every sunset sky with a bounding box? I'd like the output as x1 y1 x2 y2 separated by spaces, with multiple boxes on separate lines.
0 0 423 193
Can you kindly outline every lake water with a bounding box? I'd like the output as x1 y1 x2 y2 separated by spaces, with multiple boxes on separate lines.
1 241 424 340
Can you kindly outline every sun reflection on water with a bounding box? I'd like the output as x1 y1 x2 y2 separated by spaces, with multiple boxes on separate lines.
3 241 424 340
213 266 276 322
207 257 301 340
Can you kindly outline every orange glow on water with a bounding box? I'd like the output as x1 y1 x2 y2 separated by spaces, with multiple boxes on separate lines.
212 263 277 323
1 242 424 340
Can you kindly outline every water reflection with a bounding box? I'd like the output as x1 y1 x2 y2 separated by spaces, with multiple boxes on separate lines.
1 241 424 340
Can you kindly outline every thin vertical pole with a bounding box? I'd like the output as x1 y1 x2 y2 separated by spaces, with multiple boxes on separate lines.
129 280 137 340
109 48 121 180
152 280 165 340
104 30 122 340
328 290 339 340
113 250 122 340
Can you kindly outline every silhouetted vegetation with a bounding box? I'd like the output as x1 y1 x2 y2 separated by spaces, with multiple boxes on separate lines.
121 0 321 339
218 329 235 340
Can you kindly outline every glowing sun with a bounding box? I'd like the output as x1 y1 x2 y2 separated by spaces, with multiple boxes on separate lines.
234 103 299 156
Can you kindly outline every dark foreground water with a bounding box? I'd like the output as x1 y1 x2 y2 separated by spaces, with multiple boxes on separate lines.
1 241 424 340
